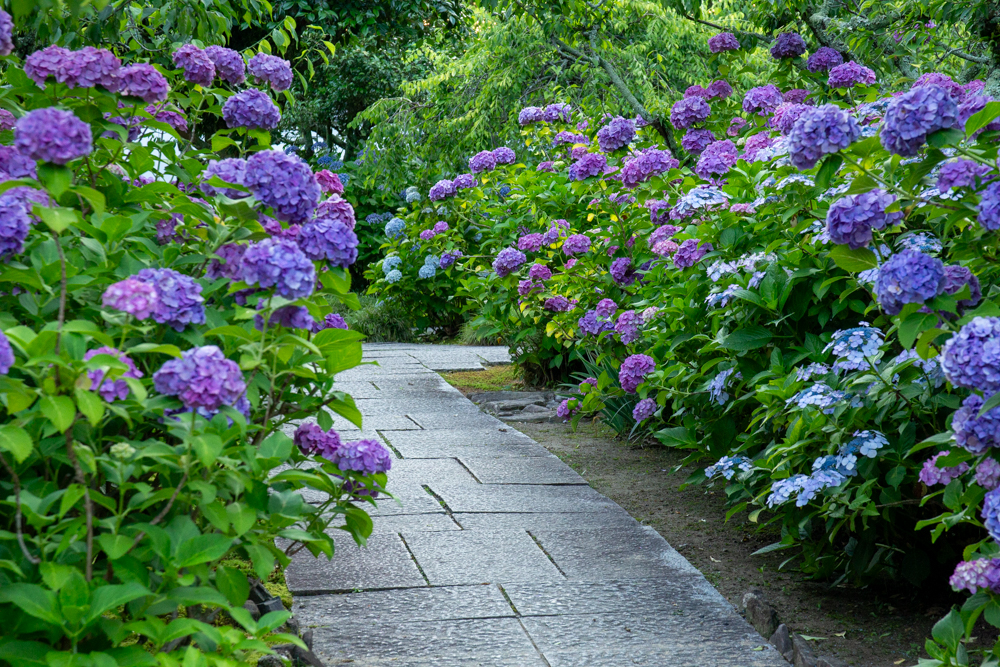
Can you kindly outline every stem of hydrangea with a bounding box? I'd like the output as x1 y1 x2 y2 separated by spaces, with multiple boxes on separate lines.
64 428 94 581
0 452 40 565
54 233 67 356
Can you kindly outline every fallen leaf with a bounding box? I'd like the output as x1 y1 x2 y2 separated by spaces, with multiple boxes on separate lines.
799 635 826 641
833 632 846 638
894 660 905 665
709 556 721 563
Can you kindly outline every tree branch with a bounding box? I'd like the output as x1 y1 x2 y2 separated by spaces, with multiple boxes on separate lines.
676 11 768 40
0 452 40 565
945 47 991 65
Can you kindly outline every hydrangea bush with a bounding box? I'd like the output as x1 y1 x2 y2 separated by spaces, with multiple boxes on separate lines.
365 24 1000 664
0 32 391 665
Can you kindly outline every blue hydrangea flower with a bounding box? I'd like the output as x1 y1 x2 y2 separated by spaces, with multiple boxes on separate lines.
787 383 849 413
385 217 405 239
874 250 945 316
849 430 889 457
895 232 942 255
767 475 809 507
705 455 753 480
982 487 1000 543
382 255 401 274
824 324 884 372
941 317 1000 393
796 363 831 382
708 368 739 405
418 264 436 279
385 269 402 284
880 85 959 156
953 394 1000 454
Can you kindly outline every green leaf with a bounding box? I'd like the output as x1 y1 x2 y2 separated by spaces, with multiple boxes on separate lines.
927 128 965 148
39 395 76 432
215 565 249 606
175 534 233 568
37 164 72 198
815 154 842 190
97 534 134 560
245 544 275 581
259 432 292 461
829 245 878 273
192 435 223 467
0 424 33 463
721 326 773 351
0 584 60 624
0 641 49 667
931 609 964 649
899 312 939 349
965 101 1000 138
36 207 79 234
74 388 105 427
87 583 150 622
979 391 1000 418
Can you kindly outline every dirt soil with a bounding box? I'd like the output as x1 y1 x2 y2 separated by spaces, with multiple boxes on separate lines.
509 418 937 667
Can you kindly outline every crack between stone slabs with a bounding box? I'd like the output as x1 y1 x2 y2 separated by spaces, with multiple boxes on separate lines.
369 381 380 391
452 457 484 485
421 484 463 525
496 584 553 667
525 530 568 579
376 430 405 459
397 532 432 586
403 414 424 429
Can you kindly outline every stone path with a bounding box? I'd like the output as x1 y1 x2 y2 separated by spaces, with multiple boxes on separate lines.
285 343 785 666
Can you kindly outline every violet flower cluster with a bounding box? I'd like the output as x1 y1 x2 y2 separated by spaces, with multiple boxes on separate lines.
619 354 655 393
153 345 246 411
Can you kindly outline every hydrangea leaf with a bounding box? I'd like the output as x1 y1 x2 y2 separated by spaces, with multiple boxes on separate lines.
829 245 878 273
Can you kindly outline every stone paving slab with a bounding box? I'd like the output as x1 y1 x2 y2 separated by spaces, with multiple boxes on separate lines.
284 343 784 666
401 529 564 586
284 533 426 593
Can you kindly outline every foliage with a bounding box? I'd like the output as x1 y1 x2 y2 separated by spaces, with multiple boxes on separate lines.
342 294 416 342
0 34 390 667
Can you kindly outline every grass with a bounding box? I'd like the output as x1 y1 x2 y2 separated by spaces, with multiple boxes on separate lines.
442 364 525 394
341 294 415 343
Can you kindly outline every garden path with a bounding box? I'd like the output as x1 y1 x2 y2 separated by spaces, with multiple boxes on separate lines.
285 343 785 666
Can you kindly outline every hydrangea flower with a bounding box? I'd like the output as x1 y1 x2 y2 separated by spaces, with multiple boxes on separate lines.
578 310 614 336
787 383 849 413
556 398 579 419
953 394 1000 454
245 150 320 224
569 152 608 180
828 62 876 89
518 106 544 125
784 89 813 105
469 150 497 173
771 103 811 135
950 559 1000 595
919 450 969 486
978 181 1000 231
825 190 900 249
708 367 738 405
633 398 657 423
543 296 574 312
543 103 572 123
15 107 92 165
596 116 636 152
743 85 783 116
205 243 247 281
382 256 402 274
985 487 1000 542
135 268 206 331
610 257 636 285
938 159 990 191
672 186 729 219
874 250 945 315
849 430 889 458
796 362 830 382
492 247 527 277
222 88 281 129
728 117 748 136
562 234 591 255
385 269 402 284
619 354 655 393
670 97 711 130
706 80 733 99
241 237 316 300
619 149 679 188
172 44 215 87
255 304 314 331
102 277 159 319
787 104 861 169
204 45 245 85
118 63 170 103
314 313 348 332
706 455 752 480
695 140 738 179
939 265 982 314
681 128 715 154
807 47 843 72
742 132 774 162
294 422 341 459
770 32 807 59
330 438 393 475
153 345 246 411
518 233 545 252
298 217 358 267
767 475 809 507
248 53 293 91
428 179 456 201
978 459 1000 491
959 95 1000 135
440 251 462 269
493 147 516 164
82 347 142 402
941 317 1000 393
615 310 641 344
384 217 405 239
201 158 248 199
315 170 344 195
673 239 712 268
595 298 617 318
537 161 556 173
0 194 29 261
418 264 436 279
708 32 740 52
880 85 959 156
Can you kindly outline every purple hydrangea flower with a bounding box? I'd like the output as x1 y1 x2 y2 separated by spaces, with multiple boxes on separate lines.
695 140 738 179
518 279 540 296
172 44 215 87
4 186 51 226
439 251 462 269
102 277 159 319
543 103 572 123
315 170 344 195
331 438 393 475
118 63 170 103
453 173 476 190
242 237 316 300
153 345 246 411
619 149 679 187
245 150 320 224
429 179 456 201
525 264 550 282
315 313 349 332
201 158 248 199
518 106 544 125
610 257 636 286
953 394 1000 454
256 304 315 331
826 190 901 249
298 217 358 267
294 422 341 459
787 103 861 169
978 458 1000 490
0 109 14 131
959 95 1000 135
419 229 435 242
682 128 715 154
914 72 964 100
828 61 877 89
205 243 247 281
0 330 13 374
469 150 497 173
874 250 945 315
24 46 73 87
596 116 636 152
28 46 122 90
562 234 591 255
771 32 807 59
633 397 657 422
315 195 356 230
248 53 293 92
518 234 545 252
0 10 12 57
919 450 969 486
985 488 1000 542
83 347 142 402
493 247 527 277
880 84 959 156
135 268 206 331
595 298 617 318
222 88 281 130
941 317 1000 392
554 131 588 146
615 310 641 344
537 161 556 172
204 45 245 85
619 354 655 393
950 558 1000 595
706 80 733 99
543 296 574 312
978 181 1000 231
568 152 607 180
771 103 811 135
670 97 711 130
938 159 990 192
743 132 774 162
146 104 188 133
556 398 579 419
708 32 740 53
727 117 748 136
673 239 713 269
783 89 813 105
14 107 92 165
0 194 29 261
807 47 843 73
578 310 614 336
743 85 783 116
941 265 982 312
